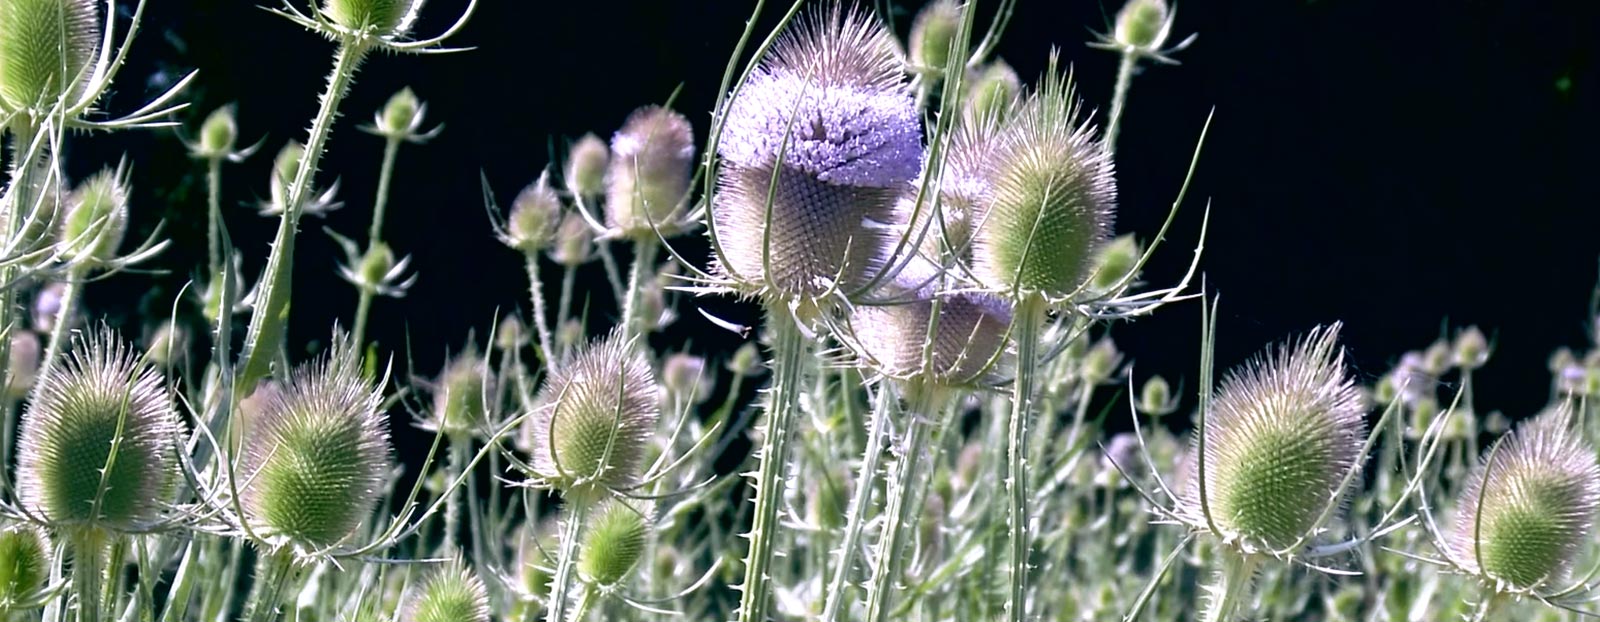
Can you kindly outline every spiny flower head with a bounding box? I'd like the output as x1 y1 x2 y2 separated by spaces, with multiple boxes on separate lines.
899 112 1002 261
528 331 659 502
577 499 653 587
605 106 695 238
1114 0 1172 51
399 559 490 622
712 4 921 301
1448 410 1600 591
851 267 1011 386
909 0 963 73
0 0 99 114
16 326 179 529
565 133 609 199
963 60 1020 123
425 343 491 437
548 212 593 267
321 0 423 38
503 172 563 254
240 335 389 550
1186 324 1365 551
0 524 51 610
970 66 1115 300
59 166 131 267
194 105 239 160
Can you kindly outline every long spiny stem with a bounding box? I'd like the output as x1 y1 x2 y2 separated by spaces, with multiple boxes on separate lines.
619 238 660 344
525 253 557 370
1006 295 1046 622
546 500 589 622
736 307 810 622
820 383 894 622
864 382 949 622
1104 51 1138 155
1201 553 1260 622
351 135 403 347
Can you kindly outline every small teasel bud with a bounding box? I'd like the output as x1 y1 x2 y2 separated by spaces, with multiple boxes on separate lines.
529 331 660 501
269 140 305 209
578 499 652 587
1081 337 1121 385
322 0 423 38
1449 410 1600 590
1420 340 1452 377
548 212 594 267
726 342 763 378
357 243 396 288
0 524 50 609
1453 326 1489 370
851 286 1012 386
399 560 490 622
1089 234 1142 293
5 331 40 400
909 0 963 72
505 173 563 254
564 133 609 199
59 167 131 266
970 65 1116 299
964 60 1021 123
555 320 584 355
605 106 695 237
16 326 179 528
494 315 528 352
1139 374 1174 416
1188 324 1365 550
661 353 712 405
0 0 99 113
1113 0 1172 51
240 335 389 548
195 105 239 160
430 344 491 436
376 87 424 139
713 5 922 299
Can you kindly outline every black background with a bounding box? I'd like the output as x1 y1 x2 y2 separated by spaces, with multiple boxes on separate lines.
70 0 1598 447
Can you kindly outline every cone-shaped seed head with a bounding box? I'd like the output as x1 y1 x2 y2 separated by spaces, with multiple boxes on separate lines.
964 60 1020 123
0 525 50 609
240 336 389 548
321 0 423 37
429 345 490 436
1449 410 1600 590
565 133 609 199
713 4 921 300
197 105 239 159
530 331 659 500
399 560 490 622
909 0 963 72
852 272 1010 385
1190 324 1365 550
605 106 695 237
577 499 651 587
0 0 99 113
507 173 563 254
971 69 1115 299
59 167 130 266
16 326 178 528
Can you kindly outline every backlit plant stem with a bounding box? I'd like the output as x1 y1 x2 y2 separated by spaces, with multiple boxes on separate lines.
737 307 810 622
351 134 402 347
545 501 588 622
38 265 89 386
1202 553 1261 622
1104 51 1138 154
241 549 301 622
524 254 556 368
205 156 225 278
1006 294 1047 622
820 383 895 622
69 527 107 622
619 238 660 343
864 382 949 622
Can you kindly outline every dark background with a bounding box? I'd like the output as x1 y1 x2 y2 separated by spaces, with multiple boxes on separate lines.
72 0 1597 443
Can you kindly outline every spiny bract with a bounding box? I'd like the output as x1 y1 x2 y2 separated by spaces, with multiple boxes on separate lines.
399 560 490 622
528 331 659 501
15 326 179 528
240 336 389 549
0 0 99 113
577 499 651 587
1448 410 1600 591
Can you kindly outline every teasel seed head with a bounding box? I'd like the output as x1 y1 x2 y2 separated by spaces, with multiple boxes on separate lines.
577 499 652 587
399 559 490 622
5 330 40 400
0 524 49 610
240 335 389 549
900 111 1002 262
971 65 1115 300
565 133 609 199
195 105 239 160
0 0 99 114
428 344 491 437
376 87 424 139
1454 326 1489 370
1089 234 1142 294
1189 324 1365 550
59 166 131 267
605 106 695 238
661 353 712 406
269 140 305 210
1114 0 1172 51
713 4 921 301
1449 410 1600 590
548 212 594 268
529 330 659 502
16 326 179 529
909 0 963 73
505 172 564 254
321 0 423 38
851 282 1011 386
964 60 1021 123
1138 374 1174 417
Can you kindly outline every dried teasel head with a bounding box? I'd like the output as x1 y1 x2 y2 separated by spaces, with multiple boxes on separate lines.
16 326 179 529
239 335 389 549
577 499 653 588
399 559 491 622
528 330 659 503
605 106 695 239
1448 410 1600 591
0 0 99 114
1185 324 1365 551
712 4 921 302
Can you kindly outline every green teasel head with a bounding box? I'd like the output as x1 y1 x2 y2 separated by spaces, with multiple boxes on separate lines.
504 172 563 255
969 64 1115 300
0 0 100 114
0 524 51 610
1114 0 1172 51
565 133 609 200
59 165 131 267
321 0 424 38
1449 410 1600 591
1187 324 1365 551
240 335 389 549
963 60 1021 123
528 330 659 502
605 106 695 239
427 343 491 437
399 559 490 622
194 105 239 160
15 326 179 529
577 499 652 587
909 0 963 73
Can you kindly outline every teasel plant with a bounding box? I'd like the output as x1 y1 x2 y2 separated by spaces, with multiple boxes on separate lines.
1088 0 1197 152
181 104 261 280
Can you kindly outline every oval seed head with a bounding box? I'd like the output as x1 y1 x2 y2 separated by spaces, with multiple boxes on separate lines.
964 60 1021 123
399 560 490 622
5 330 40 400
1139 374 1173 416
577 499 652 587
195 105 239 160
909 0 963 72
321 0 423 38
548 212 593 267
713 5 922 300
0 0 99 113
1089 234 1142 294
377 87 423 138
900 112 1002 262
240 336 389 548
15 326 179 529
1453 326 1489 370
59 167 130 267
971 67 1116 299
1114 0 1171 51
565 133 609 199
0 524 49 610
851 273 1011 386
605 106 695 238
1189 324 1365 550
428 344 490 436
269 140 305 209
1449 410 1600 590
505 173 563 254
529 331 659 501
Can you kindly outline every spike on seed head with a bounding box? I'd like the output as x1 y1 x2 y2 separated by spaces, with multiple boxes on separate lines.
0 0 99 113
1449 410 1600 590
577 499 652 587
0 524 49 609
529 330 659 502
321 0 424 38
399 559 490 622
16 326 178 529
1188 324 1365 550
605 106 695 238
240 334 389 549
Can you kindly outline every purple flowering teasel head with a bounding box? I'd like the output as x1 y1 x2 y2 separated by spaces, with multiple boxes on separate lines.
848 260 1011 387
712 4 923 303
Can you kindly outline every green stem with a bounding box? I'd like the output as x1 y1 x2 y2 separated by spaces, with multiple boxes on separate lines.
366 137 401 247
351 287 375 350
236 41 370 397
1104 51 1138 155
441 433 470 554
546 501 589 622
0 122 43 470
206 156 224 278
70 528 107 622
566 583 596 622
1468 592 1504 622
1005 295 1045 622
820 383 894 622
524 254 557 370
556 263 576 357
736 308 810 622
864 382 948 622
619 239 660 344
157 538 202 622
241 549 300 622
1201 553 1260 622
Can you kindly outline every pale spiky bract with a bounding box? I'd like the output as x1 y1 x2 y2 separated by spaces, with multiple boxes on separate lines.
970 67 1116 299
577 499 652 587
1190 324 1365 550
1449 410 1600 590
240 336 389 549
0 0 99 113
399 560 491 622
0 525 51 609
605 106 695 237
15 326 179 528
321 0 423 37
529 331 659 501
713 4 921 300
